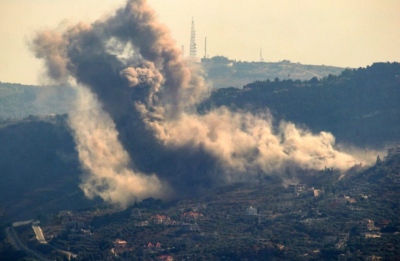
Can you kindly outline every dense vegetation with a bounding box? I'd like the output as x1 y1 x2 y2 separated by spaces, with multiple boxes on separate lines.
6 152 398 260
0 62 400 260
200 62 400 148
0 82 76 120
0 115 96 222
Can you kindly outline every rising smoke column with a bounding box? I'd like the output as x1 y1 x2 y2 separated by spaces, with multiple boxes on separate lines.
69 85 169 206
32 0 371 205
31 1 180 206
105 0 208 117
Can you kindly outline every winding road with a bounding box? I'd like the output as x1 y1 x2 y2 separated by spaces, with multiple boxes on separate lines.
5 226 51 261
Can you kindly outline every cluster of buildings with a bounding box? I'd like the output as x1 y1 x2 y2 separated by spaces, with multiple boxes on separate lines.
28 169 396 261
57 210 93 241
112 239 173 260
386 146 400 161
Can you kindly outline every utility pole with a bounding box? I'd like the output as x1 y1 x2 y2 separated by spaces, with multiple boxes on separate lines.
204 37 207 59
260 48 264 62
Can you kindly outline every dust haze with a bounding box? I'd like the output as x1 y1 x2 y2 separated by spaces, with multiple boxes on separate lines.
32 0 373 207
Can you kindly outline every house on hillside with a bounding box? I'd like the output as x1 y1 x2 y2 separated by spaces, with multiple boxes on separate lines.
386 146 400 160
112 239 128 256
146 242 163 252
151 214 170 225
313 188 324 197
114 239 127 249
328 196 353 207
135 220 149 227
157 255 174 261
246 206 257 215
288 183 305 195
359 219 376 232
182 211 203 221
364 255 382 261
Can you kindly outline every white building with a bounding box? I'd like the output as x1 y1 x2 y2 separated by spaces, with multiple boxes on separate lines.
246 206 257 215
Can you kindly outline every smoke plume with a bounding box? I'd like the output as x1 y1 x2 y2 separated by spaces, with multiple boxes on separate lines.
68 85 170 206
32 0 370 206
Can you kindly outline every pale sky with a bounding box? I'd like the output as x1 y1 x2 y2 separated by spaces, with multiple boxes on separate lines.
0 0 399 85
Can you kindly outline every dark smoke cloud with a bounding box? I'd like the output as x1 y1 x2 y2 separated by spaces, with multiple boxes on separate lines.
69 86 171 206
32 0 373 207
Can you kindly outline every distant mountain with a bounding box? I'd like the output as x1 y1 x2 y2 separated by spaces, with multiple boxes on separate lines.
201 56 345 88
0 82 76 120
0 58 343 119
200 62 400 148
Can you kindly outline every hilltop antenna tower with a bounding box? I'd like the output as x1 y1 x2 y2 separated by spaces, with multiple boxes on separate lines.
190 17 197 58
204 37 207 58
260 48 264 62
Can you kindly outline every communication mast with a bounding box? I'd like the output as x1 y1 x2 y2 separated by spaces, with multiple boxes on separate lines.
204 37 207 59
190 18 197 58
260 48 264 62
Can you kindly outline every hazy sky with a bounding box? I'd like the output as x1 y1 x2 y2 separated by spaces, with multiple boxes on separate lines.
1 0 399 85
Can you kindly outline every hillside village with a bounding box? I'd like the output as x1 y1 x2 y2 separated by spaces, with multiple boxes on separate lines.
3 146 400 260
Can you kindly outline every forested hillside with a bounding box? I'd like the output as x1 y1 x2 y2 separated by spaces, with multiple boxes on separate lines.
0 116 95 222
1 63 399 224
200 62 400 148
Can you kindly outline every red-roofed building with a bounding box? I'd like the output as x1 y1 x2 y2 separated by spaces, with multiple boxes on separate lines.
182 211 203 221
151 214 170 225
114 239 127 249
157 255 174 261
